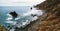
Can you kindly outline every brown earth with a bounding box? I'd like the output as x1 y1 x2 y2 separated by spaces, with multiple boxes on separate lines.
34 0 60 31
0 25 7 31
0 0 60 31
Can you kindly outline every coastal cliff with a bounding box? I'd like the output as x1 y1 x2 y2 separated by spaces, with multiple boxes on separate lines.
24 0 60 31
34 0 60 31
0 0 60 31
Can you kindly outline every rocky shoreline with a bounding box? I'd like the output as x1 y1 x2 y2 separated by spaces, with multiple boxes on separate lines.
1 0 60 31
34 0 60 31
23 0 60 31
22 12 47 31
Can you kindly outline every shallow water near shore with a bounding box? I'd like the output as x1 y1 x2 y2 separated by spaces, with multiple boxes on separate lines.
0 6 43 31
0 6 32 30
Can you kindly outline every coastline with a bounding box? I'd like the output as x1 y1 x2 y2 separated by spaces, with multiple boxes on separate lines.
21 12 47 31
22 0 60 31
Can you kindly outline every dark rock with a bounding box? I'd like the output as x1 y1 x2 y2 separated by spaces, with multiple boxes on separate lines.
31 14 37 17
30 7 32 10
9 11 18 18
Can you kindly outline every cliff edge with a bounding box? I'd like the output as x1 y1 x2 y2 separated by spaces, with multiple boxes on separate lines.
34 0 60 31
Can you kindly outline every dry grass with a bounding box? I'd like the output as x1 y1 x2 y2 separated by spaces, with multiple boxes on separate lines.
35 0 60 31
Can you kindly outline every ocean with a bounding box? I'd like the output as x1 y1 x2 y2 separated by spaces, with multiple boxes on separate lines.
0 6 43 31
0 6 33 30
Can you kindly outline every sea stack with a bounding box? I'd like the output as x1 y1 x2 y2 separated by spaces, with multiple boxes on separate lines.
9 11 18 18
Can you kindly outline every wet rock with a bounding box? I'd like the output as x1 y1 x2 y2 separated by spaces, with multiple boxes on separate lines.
9 11 18 18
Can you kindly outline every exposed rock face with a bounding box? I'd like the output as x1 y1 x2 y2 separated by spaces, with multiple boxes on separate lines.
34 0 60 31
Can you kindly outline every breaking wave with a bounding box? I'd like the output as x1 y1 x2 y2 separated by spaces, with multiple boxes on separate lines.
6 7 43 31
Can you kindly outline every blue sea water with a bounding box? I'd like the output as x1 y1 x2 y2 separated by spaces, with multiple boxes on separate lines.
0 6 33 29
0 6 44 31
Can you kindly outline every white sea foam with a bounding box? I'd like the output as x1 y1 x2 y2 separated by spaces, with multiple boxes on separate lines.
32 16 38 21
7 13 21 20
6 18 12 20
10 29 15 31
15 17 20 20
6 7 43 28
20 7 43 28
7 14 12 17
6 7 44 31
5 21 17 25
16 20 30 28
23 7 43 17
6 14 12 20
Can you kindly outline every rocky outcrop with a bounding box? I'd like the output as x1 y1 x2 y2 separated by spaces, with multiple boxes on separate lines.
9 11 18 18
3 0 60 31
0 25 7 31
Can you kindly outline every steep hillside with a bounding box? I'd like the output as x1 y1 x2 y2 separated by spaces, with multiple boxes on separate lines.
34 0 60 31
